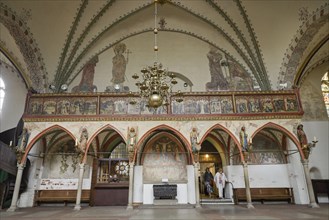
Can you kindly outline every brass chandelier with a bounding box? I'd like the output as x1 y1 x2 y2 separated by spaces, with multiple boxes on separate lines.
131 0 181 109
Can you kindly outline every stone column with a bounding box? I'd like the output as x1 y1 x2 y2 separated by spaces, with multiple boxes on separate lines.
74 163 85 211
7 163 25 212
127 162 135 210
301 159 319 208
194 162 201 208
242 161 254 209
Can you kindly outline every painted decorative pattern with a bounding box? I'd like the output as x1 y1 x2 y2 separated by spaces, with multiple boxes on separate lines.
24 90 302 122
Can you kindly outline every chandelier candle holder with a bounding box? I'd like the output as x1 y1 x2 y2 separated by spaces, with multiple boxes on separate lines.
131 0 182 110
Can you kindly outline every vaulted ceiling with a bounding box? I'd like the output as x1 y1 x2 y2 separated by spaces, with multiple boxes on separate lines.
0 0 328 93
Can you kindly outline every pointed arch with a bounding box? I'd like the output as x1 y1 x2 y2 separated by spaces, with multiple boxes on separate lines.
21 125 75 163
201 124 245 162
136 124 191 164
82 124 126 162
251 122 304 160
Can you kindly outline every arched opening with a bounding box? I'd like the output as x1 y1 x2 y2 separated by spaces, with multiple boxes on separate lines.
88 126 128 206
141 131 188 183
135 125 193 205
22 125 92 207
199 125 240 202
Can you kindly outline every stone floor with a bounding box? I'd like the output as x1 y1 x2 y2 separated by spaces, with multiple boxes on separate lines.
1 204 328 220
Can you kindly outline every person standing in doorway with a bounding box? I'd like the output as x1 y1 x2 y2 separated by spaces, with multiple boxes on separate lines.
214 168 227 199
204 167 214 198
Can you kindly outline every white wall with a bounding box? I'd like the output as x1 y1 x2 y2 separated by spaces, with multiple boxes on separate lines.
0 62 27 132
141 165 195 205
133 165 143 203
226 163 312 205
303 121 329 179
226 164 291 188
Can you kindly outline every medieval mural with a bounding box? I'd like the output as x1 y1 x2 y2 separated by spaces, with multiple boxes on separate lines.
142 136 187 183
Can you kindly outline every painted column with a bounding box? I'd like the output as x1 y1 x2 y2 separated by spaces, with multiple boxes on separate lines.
127 162 135 210
242 161 254 209
74 163 85 211
194 162 201 208
301 159 319 208
7 163 24 212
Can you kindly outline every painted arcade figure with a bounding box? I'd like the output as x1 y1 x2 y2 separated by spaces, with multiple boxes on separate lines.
297 124 316 159
239 126 249 152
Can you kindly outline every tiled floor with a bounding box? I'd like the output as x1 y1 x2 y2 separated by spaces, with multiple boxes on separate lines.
1 204 328 220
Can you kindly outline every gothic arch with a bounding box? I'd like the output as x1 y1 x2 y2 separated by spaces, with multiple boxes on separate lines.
251 122 304 160
83 124 126 162
201 124 245 162
135 124 191 165
22 125 75 163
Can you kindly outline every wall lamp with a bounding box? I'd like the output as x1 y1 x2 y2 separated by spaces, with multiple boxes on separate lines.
49 84 68 92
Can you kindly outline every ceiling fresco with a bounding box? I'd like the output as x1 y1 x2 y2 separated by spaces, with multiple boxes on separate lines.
0 0 328 93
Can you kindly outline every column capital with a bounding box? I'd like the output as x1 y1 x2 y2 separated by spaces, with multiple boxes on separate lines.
17 163 25 170
79 163 85 169
301 159 309 165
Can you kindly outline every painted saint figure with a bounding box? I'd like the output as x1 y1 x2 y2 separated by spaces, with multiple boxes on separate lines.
127 127 137 153
17 127 30 152
72 56 98 93
111 43 127 85
297 124 315 159
78 127 88 154
297 124 308 147
190 127 201 153
206 47 229 91
239 126 248 152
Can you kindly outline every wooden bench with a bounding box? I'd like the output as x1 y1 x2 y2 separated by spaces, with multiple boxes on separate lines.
233 188 294 204
35 190 90 205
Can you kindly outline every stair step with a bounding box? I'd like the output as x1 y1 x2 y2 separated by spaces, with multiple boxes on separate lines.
200 198 234 205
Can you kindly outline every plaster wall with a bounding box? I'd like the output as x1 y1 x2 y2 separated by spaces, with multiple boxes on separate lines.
142 165 194 205
286 138 309 204
0 62 27 132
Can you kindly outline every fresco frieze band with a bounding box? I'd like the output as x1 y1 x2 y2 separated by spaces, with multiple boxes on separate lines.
24 90 302 121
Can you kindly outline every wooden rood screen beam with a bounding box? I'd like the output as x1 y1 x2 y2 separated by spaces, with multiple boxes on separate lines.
23 90 303 122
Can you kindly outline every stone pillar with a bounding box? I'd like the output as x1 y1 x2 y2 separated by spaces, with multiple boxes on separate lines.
301 159 319 208
194 162 201 208
74 163 85 211
242 161 254 209
7 163 24 212
127 162 135 210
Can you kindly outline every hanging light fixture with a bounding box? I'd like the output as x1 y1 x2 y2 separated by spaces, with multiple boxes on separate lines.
131 0 182 110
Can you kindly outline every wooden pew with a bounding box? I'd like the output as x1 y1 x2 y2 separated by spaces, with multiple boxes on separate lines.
35 190 90 205
233 188 294 204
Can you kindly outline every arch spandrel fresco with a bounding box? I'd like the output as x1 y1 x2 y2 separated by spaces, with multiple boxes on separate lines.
141 134 188 183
